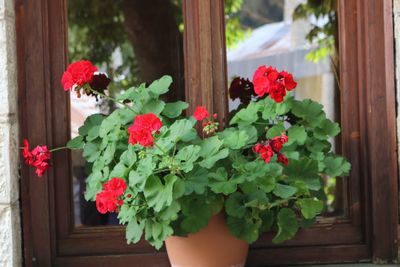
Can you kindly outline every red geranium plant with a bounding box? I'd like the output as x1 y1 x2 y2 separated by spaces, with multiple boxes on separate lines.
22 60 350 249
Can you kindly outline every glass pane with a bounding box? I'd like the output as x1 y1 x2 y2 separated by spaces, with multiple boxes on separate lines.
225 0 343 216
68 0 184 227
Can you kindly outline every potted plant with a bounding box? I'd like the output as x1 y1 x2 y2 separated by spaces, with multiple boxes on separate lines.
22 60 350 267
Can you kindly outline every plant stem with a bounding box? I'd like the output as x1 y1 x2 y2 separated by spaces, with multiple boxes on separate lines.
86 87 138 113
154 142 168 155
49 146 69 152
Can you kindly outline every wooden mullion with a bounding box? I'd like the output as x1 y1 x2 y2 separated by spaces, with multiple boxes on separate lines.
362 0 398 262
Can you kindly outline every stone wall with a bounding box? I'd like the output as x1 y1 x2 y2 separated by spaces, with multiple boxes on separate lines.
0 0 21 266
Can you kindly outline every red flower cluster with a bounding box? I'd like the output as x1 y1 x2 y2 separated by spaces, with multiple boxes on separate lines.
128 113 162 147
252 66 297 103
61 60 98 91
253 134 289 165
193 106 210 121
22 139 51 177
96 178 127 214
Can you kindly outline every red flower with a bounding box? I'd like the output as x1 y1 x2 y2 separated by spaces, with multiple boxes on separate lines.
253 143 274 163
277 153 289 166
252 65 297 103
252 66 276 97
22 139 51 177
103 178 127 197
128 113 162 147
281 71 297 91
269 84 286 103
193 106 210 121
96 190 123 214
270 134 289 153
96 178 127 214
61 60 98 91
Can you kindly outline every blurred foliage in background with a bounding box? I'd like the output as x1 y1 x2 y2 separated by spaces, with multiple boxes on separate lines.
293 0 337 63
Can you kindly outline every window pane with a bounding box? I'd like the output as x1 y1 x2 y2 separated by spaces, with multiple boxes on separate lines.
68 0 184 227
225 0 344 216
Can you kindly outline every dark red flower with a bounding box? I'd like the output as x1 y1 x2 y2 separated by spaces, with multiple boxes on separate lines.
277 153 289 166
96 190 123 214
103 178 127 197
229 77 256 105
193 106 210 121
88 73 111 99
128 113 162 147
22 139 51 177
270 134 289 153
61 60 98 91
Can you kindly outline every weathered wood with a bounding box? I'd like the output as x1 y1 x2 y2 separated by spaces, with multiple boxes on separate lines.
16 0 398 265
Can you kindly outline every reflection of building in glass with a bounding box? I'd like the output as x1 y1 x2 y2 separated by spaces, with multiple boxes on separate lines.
227 0 335 123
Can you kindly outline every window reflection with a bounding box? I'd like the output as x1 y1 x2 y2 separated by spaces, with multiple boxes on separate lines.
225 0 342 216
68 0 184 227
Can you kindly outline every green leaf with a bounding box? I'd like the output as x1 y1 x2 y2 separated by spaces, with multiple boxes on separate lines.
273 183 298 198
162 101 189 118
83 141 101 163
180 194 222 233
323 156 351 177
144 174 177 212
245 190 268 208
284 158 321 190
266 124 286 138
261 97 292 120
239 125 258 144
102 142 116 165
126 219 145 244
175 145 201 173
260 210 275 232
148 75 172 97
184 168 209 195
287 125 307 145
66 136 84 149
158 201 181 221
208 168 237 195
225 192 246 218
109 163 128 179
168 119 196 142
99 110 122 138
78 114 104 136
87 125 100 141
296 198 323 219
199 148 229 169
230 101 260 125
227 216 260 243
142 99 166 115
199 136 223 157
313 119 340 139
219 128 248 150
272 208 298 243
291 99 325 127
120 145 137 168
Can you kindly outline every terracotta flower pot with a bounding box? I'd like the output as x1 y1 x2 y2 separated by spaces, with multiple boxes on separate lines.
165 213 249 267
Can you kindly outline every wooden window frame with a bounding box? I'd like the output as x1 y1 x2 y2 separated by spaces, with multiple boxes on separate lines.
16 0 398 266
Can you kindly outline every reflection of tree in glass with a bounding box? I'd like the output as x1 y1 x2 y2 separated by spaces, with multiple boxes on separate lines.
225 0 284 49
293 0 338 63
68 0 252 101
